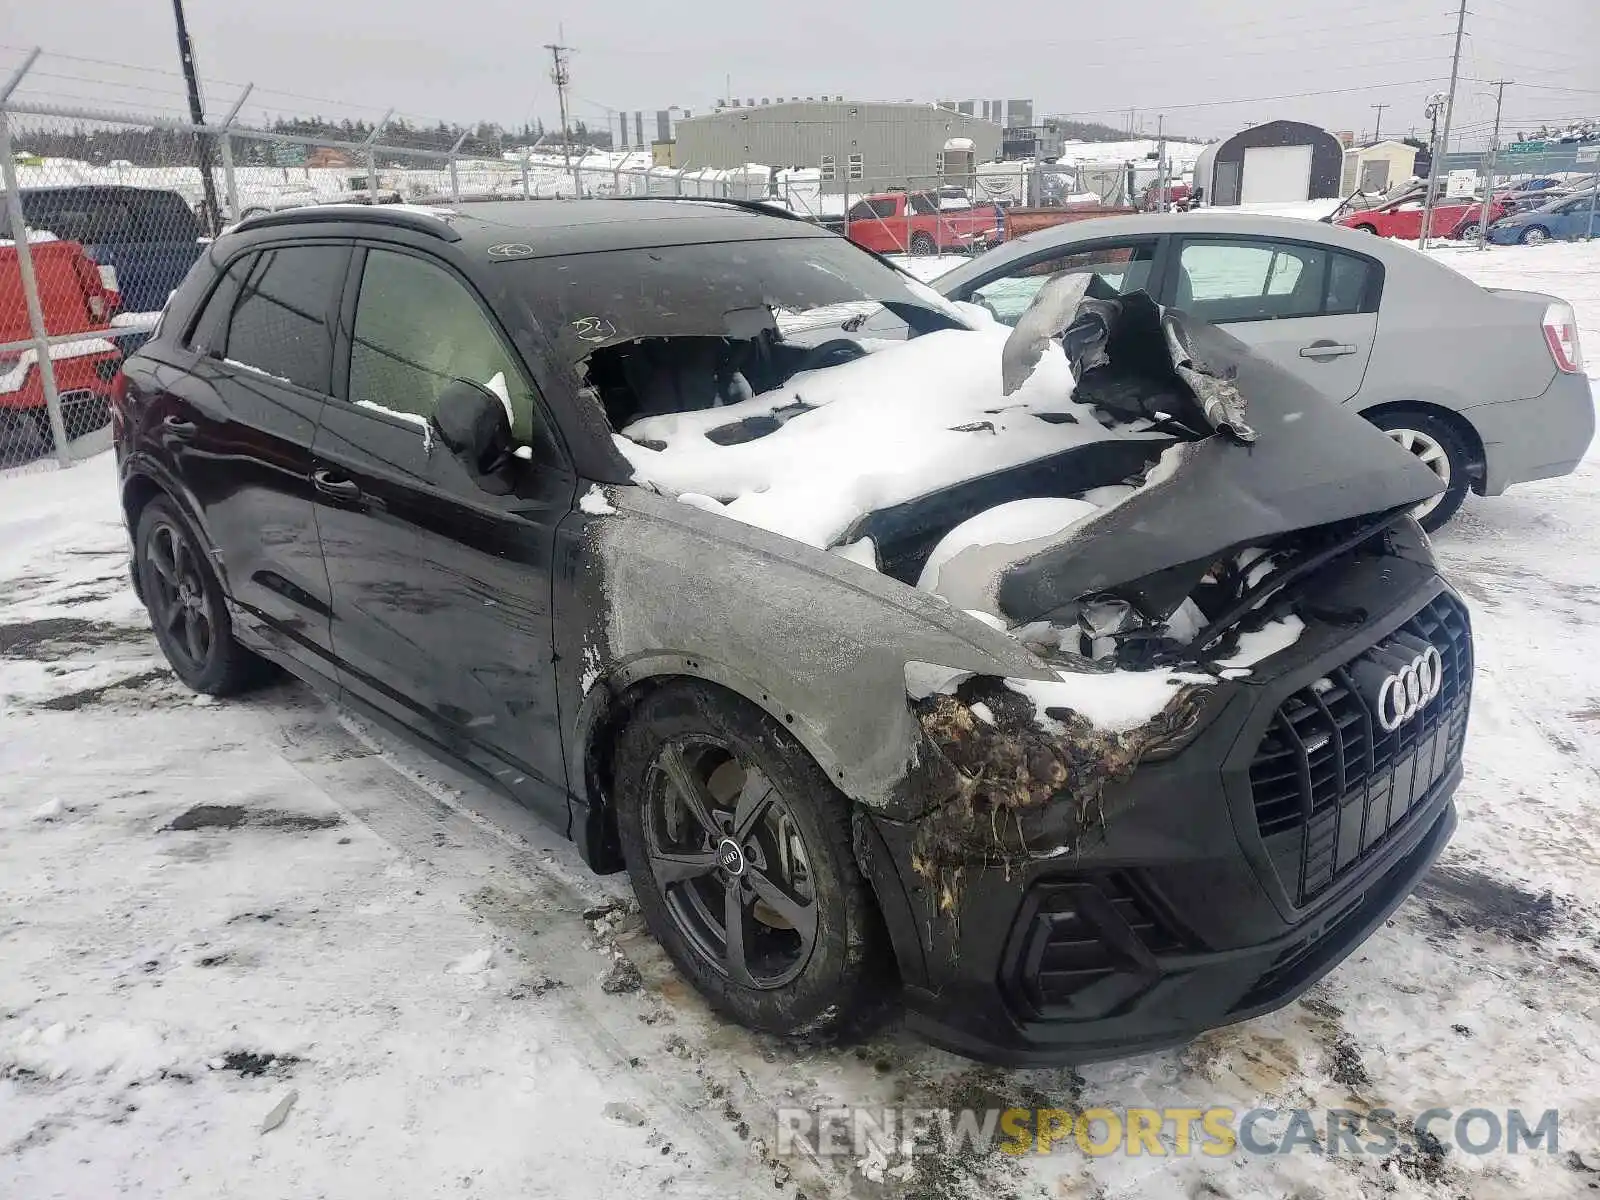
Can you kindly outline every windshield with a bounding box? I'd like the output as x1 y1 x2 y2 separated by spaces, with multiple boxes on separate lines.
511 236 966 366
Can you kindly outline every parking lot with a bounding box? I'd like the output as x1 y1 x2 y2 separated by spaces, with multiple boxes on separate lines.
2 240 1598 1200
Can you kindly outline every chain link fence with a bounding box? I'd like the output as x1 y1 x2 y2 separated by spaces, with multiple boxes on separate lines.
0 44 1166 474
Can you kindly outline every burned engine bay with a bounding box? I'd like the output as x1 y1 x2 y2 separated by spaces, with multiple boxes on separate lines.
597 273 1445 886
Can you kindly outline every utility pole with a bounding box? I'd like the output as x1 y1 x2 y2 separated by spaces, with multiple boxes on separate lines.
1371 103 1388 142
1478 80 1513 250
1419 0 1468 250
1155 113 1167 210
170 0 221 234
545 31 580 197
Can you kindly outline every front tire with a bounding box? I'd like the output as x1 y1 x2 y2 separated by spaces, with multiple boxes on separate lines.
613 681 888 1039
1456 222 1480 241
135 496 270 695
1519 225 1550 245
1367 409 1474 531
908 231 938 256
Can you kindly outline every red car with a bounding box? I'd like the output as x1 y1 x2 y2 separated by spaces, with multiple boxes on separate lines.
845 191 1004 255
1142 181 1192 211
1 236 124 448
1337 193 1507 240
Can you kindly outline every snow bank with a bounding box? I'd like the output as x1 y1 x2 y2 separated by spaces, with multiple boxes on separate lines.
617 326 1158 549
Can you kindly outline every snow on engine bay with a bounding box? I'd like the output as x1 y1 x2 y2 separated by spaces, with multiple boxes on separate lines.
611 321 1307 730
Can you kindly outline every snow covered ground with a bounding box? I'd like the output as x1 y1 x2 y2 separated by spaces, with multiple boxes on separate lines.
3 244 1600 1200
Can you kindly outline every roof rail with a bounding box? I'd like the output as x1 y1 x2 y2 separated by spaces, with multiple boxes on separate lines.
235 204 464 242
611 195 812 223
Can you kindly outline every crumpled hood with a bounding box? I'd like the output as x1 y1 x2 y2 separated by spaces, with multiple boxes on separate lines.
993 312 1444 622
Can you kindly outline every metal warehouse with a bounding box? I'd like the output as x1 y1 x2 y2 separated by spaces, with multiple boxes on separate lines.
672 101 1004 194
1193 120 1345 206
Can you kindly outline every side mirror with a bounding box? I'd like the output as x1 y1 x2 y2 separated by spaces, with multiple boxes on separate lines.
433 378 513 478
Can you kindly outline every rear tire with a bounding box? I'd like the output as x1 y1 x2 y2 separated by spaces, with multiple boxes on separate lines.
909 232 938 256
1366 409 1474 532
613 681 888 1039
135 496 272 695
1456 222 1480 242
1353 223 1379 234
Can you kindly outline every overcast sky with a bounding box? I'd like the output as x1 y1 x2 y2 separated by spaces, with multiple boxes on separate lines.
2 0 1595 146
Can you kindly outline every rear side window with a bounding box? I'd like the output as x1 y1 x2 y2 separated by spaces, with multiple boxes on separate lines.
1175 239 1379 322
207 245 346 392
23 192 134 242
847 198 898 221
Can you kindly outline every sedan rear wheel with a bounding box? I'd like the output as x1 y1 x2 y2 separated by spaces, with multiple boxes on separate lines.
1368 410 1473 531
613 681 888 1038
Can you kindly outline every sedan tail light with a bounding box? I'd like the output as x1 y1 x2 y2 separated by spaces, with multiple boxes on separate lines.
1542 302 1585 374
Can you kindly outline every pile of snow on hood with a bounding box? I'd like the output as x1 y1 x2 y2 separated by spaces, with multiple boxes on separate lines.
615 326 1162 549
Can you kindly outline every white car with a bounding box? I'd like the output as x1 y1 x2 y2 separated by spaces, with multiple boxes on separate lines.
932 213 1594 529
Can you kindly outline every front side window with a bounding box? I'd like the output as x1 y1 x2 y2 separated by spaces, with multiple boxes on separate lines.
219 245 345 391
970 242 1157 327
348 248 540 445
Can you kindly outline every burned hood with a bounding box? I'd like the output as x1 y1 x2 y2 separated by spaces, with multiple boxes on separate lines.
993 311 1444 623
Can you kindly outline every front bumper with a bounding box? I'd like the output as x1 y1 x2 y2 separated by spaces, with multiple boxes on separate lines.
1464 370 1596 495
861 559 1471 1067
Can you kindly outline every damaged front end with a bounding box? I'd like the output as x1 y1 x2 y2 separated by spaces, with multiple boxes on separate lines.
846 280 1469 1064
861 278 1441 882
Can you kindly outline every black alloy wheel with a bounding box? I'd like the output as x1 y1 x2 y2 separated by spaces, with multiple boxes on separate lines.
135 496 270 695
613 681 888 1038
643 736 819 989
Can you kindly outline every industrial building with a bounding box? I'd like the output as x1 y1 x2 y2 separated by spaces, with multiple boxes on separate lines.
671 100 1004 194
1192 120 1344 206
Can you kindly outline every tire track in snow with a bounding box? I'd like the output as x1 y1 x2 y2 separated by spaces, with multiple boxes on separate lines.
236 684 857 1199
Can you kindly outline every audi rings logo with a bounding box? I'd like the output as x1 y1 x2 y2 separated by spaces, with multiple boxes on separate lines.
1375 646 1444 731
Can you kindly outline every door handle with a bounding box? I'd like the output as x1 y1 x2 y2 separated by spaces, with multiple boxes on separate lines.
163 416 197 440
311 469 363 501
1299 342 1359 359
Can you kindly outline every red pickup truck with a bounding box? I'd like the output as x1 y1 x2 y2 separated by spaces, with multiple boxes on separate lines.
2 235 124 450
845 191 1005 255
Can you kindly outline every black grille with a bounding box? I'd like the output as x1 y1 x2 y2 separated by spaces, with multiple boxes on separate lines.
1248 593 1471 905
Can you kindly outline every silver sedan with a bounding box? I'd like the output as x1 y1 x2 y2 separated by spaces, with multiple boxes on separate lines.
932 213 1595 529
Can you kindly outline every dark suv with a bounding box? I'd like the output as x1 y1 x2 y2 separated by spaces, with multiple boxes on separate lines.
113 200 1469 1065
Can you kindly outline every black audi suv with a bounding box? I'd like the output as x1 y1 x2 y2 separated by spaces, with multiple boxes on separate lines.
111 199 1469 1064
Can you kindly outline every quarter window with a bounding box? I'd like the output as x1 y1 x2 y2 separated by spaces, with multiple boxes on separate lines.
215 245 345 391
348 248 541 446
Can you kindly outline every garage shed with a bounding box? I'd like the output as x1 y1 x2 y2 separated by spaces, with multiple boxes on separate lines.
1195 120 1344 206
1340 139 1421 196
